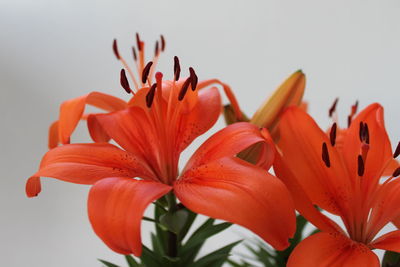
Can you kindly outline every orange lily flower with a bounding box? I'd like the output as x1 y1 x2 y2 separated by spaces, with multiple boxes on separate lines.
48 34 241 149
26 55 296 256
274 103 400 266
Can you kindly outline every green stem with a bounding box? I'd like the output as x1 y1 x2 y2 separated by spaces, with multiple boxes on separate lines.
166 192 178 258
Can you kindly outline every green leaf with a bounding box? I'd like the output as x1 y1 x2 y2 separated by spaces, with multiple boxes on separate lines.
151 232 165 255
191 240 241 267
125 255 140 267
181 220 232 253
382 250 400 267
98 259 121 267
140 245 164 267
159 209 189 234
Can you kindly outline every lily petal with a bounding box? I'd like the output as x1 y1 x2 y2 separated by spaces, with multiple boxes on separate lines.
57 92 127 145
274 153 342 233
371 230 400 253
26 143 156 197
88 177 171 256
175 157 296 250
48 121 59 149
175 86 221 152
87 114 111 143
184 122 275 172
276 107 351 215
287 232 379 267
342 103 392 185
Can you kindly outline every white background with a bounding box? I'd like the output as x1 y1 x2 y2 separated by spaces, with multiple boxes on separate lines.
1 0 400 266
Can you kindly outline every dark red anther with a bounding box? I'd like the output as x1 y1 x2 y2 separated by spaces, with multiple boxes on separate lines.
142 61 153 84
393 167 400 177
132 46 137 61
359 122 365 142
146 83 157 108
351 100 359 115
113 39 120 60
322 142 331 168
394 142 400 158
329 98 339 118
154 41 159 57
120 69 131 93
178 77 191 101
357 155 365 176
174 56 181 81
330 123 337 146
136 33 142 51
347 115 352 127
160 35 166 51
189 67 198 91
359 122 370 144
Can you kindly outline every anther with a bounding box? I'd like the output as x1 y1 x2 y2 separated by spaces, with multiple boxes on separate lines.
142 61 153 84
154 41 159 57
189 67 198 91
330 123 337 146
329 98 339 118
174 56 181 81
393 167 400 177
359 122 365 142
136 33 142 51
322 142 331 168
357 155 365 176
146 83 157 108
112 39 120 60
394 142 400 158
351 100 359 116
364 123 370 144
120 69 131 93
347 115 352 127
178 77 192 101
132 46 137 61
160 35 166 51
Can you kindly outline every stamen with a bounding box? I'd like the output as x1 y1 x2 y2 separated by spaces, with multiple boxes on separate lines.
393 167 400 177
189 67 198 91
357 155 365 176
351 100 359 116
112 39 120 60
394 142 400 158
154 41 159 57
142 61 153 84
330 123 337 146
329 98 339 118
160 35 166 51
120 69 131 93
178 77 192 101
322 142 331 167
347 115 352 127
359 122 365 142
132 46 137 61
174 56 181 81
136 33 142 51
359 122 370 144
146 83 157 108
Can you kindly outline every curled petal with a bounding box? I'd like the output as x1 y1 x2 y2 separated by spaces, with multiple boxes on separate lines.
88 177 171 256
287 232 379 267
175 157 296 250
26 143 156 197
276 107 351 215
48 121 59 149
371 230 400 253
57 92 127 145
87 114 111 143
184 122 275 172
